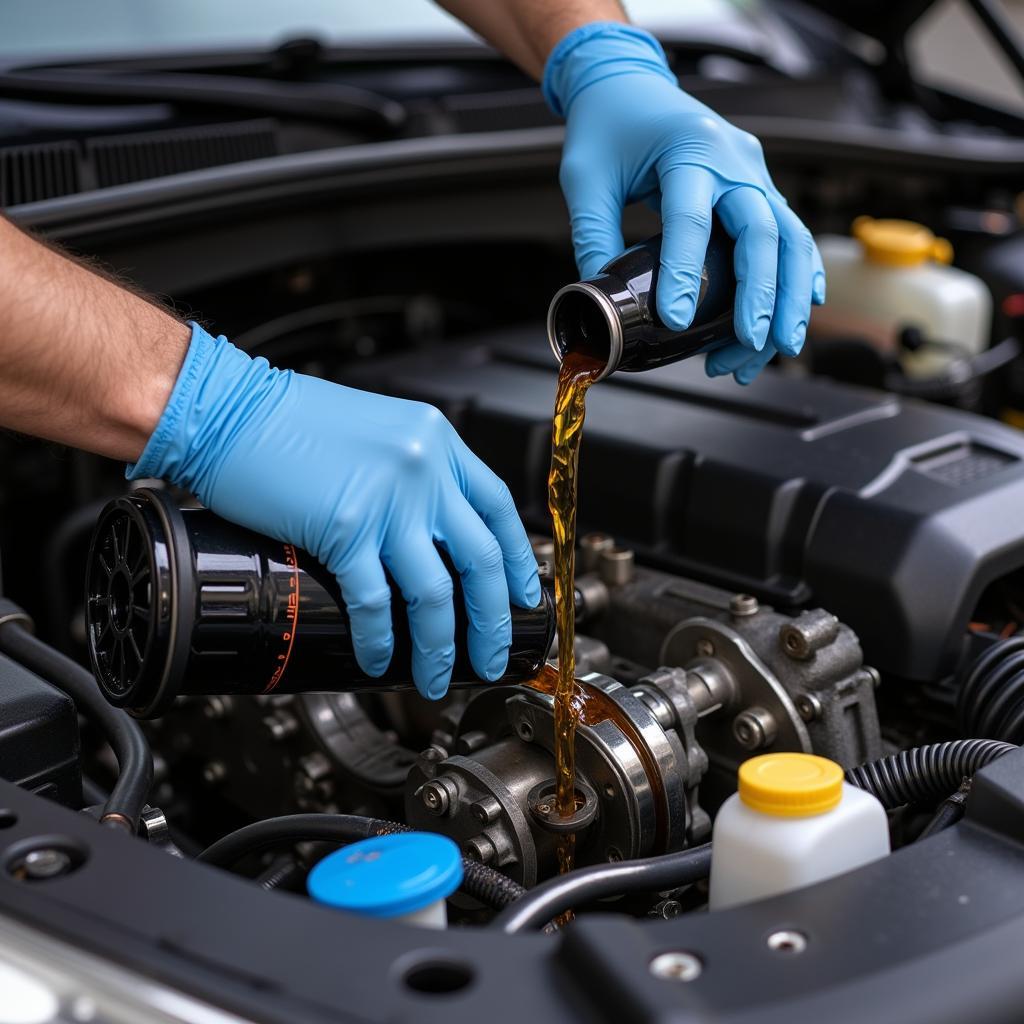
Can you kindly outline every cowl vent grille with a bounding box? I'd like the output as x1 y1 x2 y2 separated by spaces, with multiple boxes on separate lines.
0 142 80 206
0 119 279 206
87 119 279 188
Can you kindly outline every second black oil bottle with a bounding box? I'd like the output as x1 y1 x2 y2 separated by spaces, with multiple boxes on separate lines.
547 220 736 379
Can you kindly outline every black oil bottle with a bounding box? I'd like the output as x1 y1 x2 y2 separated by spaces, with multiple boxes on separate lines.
547 221 736 379
85 488 554 717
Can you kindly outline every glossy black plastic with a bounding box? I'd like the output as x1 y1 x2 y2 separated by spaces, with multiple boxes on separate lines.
547 222 736 378
85 489 554 718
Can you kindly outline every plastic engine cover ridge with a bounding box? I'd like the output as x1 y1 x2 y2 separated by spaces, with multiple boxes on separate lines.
339 328 1024 684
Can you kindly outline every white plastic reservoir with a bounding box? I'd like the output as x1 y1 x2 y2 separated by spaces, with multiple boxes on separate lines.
709 752 890 911
813 216 991 378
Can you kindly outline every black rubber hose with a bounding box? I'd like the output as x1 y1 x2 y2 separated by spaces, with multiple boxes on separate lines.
197 813 527 911
492 844 713 934
0 618 153 832
845 739 1015 810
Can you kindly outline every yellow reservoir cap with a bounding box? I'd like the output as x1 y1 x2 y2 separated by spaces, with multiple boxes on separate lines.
852 216 954 268
738 753 844 817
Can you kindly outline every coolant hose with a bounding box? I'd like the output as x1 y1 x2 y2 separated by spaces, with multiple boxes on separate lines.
845 739 1016 809
197 813 527 911
492 843 713 934
0 614 153 832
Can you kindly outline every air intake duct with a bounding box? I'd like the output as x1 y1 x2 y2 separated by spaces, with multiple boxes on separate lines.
85 489 554 718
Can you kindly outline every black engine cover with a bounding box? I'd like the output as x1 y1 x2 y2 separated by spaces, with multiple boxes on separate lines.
0 652 81 805
342 329 1024 683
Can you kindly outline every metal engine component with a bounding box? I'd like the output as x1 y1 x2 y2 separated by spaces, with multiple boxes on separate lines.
581 556 882 775
405 545 881 884
405 668 710 887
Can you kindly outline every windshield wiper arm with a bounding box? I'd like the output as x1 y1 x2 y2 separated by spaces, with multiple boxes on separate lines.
0 67 406 135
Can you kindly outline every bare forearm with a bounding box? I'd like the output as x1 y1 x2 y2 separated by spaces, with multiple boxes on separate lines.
0 216 189 461
436 0 626 78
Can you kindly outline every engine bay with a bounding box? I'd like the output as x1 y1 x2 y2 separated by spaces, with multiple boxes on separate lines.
5 5 1024 1020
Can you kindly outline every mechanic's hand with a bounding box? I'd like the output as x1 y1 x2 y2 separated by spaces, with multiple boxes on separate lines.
129 324 541 700
544 22 825 384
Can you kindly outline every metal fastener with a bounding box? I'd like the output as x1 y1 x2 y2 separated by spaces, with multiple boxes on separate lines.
22 848 72 880
579 532 615 572
767 929 808 954
732 706 777 751
649 951 703 982
470 796 502 825
598 546 635 587
464 834 497 864
695 638 715 658
795 693 824 722
416 778 457 817
729 593 759 617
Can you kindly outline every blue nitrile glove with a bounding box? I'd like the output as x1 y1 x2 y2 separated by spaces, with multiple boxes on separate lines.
544 23 825 384
128 324 542 700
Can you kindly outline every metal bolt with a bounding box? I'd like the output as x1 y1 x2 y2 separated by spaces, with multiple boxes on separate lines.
579 532 615 572
695 638 715 658
464 834 497 864
729 593 759 617
780 609 839 661
417 779 456 817
861 665 882 689
767 929 808 954
598 546 635 587
795 693 824 722
606 846 623 862
649 951 703 982
22 848 72 880
732 706 778 751
201 761 227 785
516 718 534 742
470 796 502 825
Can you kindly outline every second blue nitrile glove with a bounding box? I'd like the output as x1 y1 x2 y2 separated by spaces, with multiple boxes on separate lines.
129 324 541 700
544 22 825 384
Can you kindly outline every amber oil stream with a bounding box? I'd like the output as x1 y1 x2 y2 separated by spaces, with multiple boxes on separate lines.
547 351 602 872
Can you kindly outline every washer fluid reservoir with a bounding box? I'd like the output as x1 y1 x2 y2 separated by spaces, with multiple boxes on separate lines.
708 753 889 910
814 216 991 378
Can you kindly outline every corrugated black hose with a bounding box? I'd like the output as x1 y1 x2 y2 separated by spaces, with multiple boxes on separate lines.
197 813 527 911
0 604 153 833
845 739 1016 810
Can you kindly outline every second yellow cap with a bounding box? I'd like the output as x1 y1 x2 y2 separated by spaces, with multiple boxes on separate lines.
852 216 953 268
738 752 844 817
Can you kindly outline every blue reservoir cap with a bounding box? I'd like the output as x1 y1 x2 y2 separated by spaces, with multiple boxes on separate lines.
307 832 463 919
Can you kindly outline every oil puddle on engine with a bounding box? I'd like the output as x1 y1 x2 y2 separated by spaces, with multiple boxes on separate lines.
546 351 603 873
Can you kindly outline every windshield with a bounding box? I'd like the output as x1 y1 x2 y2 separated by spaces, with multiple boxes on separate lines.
0 0 745 61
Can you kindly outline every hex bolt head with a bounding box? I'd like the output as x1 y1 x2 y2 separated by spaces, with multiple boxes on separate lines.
22 848 72 880
470 796 502 825
464 834 497 864
649 951 703 982
729 593 759 617
732 706 778 751
417 778 457 817
795 693 824 722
